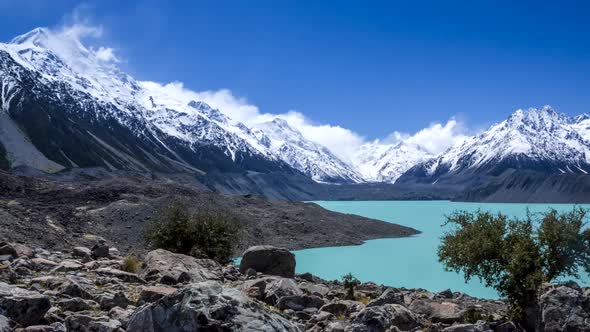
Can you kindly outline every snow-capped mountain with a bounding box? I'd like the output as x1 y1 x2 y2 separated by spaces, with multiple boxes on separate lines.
397 106 590 187
0 27 361 184
251 118 362 183
353 141 435 183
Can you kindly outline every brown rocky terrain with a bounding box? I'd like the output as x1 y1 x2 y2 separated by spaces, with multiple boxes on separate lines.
0 170 418 256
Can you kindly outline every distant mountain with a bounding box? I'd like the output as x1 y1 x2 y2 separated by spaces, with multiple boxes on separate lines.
395 106 590 200
353 141 435 183
0 27 358 189
2 28 590 202
251 118 362 183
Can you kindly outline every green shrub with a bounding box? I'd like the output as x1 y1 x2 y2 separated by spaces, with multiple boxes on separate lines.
121 255 141 274
143 199 240 264
342 273 360 300
438 208 590 327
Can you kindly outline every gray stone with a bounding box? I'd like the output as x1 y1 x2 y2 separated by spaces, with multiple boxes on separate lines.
91 241 109 259
438 288 454 299
409 299 464 324
320 301 349 317
442 322 493 332
137 286 177 305
65 314 121 332
352 304 423 331
98 291 131 310
96 267 146 284
140 249 222 285
108 247 121 258
57 297 91 312
367 288 404 307
30 258 59 271
239 245 296 278
0 314 10 332
72 247 92 260
243 276 303 305
277 295 325 311
108 306 133 329
57 278 92 299
127 281 300 332
0 282 51 326
50 260 83 273
300 282 331 297
539 284 590 332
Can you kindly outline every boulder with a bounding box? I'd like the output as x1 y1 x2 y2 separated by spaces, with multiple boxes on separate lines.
57 278 92 299
137 286 177 304
242 276 303 305
126 281 300 331
320 301 349 317
108 306 133 328
367 288 404 307
277 295 325 311
11 244 34 259
352 304 423 331
57 297 92 312
72 247 92 261
98 291 132 310
0 244 17 260
239 245 296 278
0 314 10 332
300 282 331 297
30 258 59 271
65 314 121 332
0 282 51 326
91 240 109 259
539 284 590 331
409 299 464 324
140 249 222 285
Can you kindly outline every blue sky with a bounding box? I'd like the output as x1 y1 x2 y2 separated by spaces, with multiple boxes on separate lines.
1 0 590 141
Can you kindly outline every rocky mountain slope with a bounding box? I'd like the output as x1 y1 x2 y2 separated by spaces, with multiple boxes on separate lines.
3 28 590 202
0 27 361 186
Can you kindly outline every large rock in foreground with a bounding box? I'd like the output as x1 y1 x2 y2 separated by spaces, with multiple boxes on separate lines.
140 249 223 285
0 282 51 326
126 281 300 332
539 283 590 331
239 246 296 278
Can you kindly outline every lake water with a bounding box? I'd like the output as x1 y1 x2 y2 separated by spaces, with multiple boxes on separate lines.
294 201 590 299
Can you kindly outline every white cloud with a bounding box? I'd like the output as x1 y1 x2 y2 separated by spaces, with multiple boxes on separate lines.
58 23 103 40
139 80 467 163
94 46 119 62
391 119 467 155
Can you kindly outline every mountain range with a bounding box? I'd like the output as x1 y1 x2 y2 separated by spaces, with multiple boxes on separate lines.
1 27 590 202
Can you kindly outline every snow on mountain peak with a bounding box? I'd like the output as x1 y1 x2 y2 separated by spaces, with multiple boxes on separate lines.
9 27 51 46
413 107 590 177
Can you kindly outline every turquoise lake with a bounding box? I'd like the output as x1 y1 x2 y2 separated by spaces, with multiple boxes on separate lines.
294 201 590 299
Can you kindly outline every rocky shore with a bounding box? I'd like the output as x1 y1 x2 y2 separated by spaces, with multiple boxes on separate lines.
1 241 588 331
0 171 418 255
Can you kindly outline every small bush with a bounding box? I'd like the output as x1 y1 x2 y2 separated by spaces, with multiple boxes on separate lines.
463 307 484 323
342 273 360 300
121 255 141 274
143 199 240 264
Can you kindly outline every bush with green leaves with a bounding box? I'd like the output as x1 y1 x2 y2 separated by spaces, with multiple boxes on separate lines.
438 208 590 326
342 273 360 300
143 199 240 264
